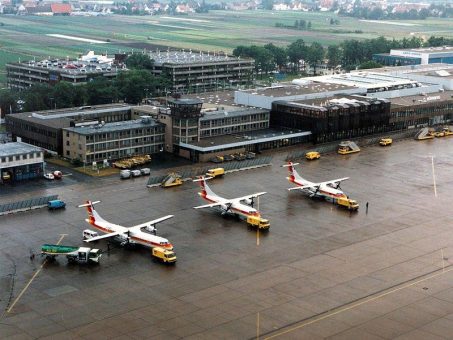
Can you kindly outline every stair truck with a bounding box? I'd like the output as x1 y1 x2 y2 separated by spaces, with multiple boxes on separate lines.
41 244 101 264
338 141 360 154
161 173 183 188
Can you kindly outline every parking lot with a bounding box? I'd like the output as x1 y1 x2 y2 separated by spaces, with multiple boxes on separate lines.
2 137 453 339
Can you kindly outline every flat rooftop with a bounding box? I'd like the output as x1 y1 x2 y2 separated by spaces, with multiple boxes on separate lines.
148 50 250 65
280 95 389 109
351 63 453 75
0 142 42 157
181 127 310 152
64 118 163 135
7 60 123 76
391 46 453 54
200 107 268 121
183 90 238 107
241 83 357 97
298 73 419 90
6 104 132 129
411 68 453 80
389 90 453 108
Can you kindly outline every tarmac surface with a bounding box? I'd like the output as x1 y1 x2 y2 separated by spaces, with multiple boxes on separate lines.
2 137 453 339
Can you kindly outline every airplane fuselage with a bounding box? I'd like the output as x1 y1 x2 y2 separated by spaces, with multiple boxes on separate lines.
86 218 173 250
199 192 260 218
289 178 347 200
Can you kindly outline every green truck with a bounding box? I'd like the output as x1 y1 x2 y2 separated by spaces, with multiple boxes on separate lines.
41 244 101 264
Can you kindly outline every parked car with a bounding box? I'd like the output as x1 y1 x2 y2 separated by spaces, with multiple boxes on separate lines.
47 200 66 210
43 173 54 180
120 170 131 179
131 170 141 177
53 170 63 179
140 168 151 176
245 152 256 159
210 156 224 163
305 151 321 160
233 153 246 161
223 154 234 162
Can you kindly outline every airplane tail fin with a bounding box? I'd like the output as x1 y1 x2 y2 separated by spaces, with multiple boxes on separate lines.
282 162 300 182
78 200 101 224
193 176 215 197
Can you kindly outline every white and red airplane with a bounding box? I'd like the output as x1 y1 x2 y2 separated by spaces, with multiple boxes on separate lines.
193 176 266 218
283 162 349 199
78 200 174 250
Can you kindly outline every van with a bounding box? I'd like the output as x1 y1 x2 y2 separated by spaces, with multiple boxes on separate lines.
206 168 225 178
131 170 141 177
47 200 66 210
120 170 131 179
379 138 392 146
140 168 151 176
83 229 99 240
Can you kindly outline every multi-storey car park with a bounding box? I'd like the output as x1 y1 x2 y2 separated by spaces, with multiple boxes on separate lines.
148 50 255 94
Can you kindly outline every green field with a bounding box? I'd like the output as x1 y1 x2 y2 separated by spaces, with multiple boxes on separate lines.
0 11 452 86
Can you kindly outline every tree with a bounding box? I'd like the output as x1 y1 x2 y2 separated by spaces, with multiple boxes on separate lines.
358 61 382 69
85 77 119 105
327 45 342 69
0 90 18 115
23 84 51 112
306 42 325 75
115 70 155 104
264 43 287 71
307 21 312 30
125 53 154 70
51 82 77 109
287 39 307 72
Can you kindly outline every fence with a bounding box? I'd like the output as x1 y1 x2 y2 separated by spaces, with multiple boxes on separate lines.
0 195 58 216
147 157 273 187
285 129 418 162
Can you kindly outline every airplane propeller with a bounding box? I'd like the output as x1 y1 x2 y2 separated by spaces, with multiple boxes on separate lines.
221 202 233 215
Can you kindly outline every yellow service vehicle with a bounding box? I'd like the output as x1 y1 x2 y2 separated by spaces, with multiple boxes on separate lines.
443 127 453 136
335 197 359 211
247 216 270 229
152 247 177 264
433 131 445 137
161 173 183 188
206 168 225 178
379 138 392 146
305 151 321 160
338 141 360 154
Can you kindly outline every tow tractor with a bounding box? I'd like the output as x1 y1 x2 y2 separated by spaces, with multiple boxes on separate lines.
41 244 101 264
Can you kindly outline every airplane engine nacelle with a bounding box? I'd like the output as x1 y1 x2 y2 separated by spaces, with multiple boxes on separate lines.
243 198 253 205
145 225 157 234
220 204 229 212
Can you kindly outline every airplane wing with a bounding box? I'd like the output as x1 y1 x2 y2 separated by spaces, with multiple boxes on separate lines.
193 202 224 209
233 192 267 202
84 230 124 242
128 215 174 231
319 177 349 186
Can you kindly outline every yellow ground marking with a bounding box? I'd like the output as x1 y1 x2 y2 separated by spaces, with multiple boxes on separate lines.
264 265 453 339
6 234 67 314
431 155 437 197
257 312 260 340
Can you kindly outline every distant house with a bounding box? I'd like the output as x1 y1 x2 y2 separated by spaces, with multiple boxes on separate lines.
24 5 52 15
51 3 71 15
273 3 289 10
175 4 194 13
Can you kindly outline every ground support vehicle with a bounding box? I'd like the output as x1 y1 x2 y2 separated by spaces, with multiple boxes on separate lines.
443 127 453 136
161 173 182 187
305 151 320 160
152 247 177 264
415 128 435 140
338 141 360 154
333 197 359 211
379 138 392 146
47 200 66 210
41 244 101 264
246 215 270 230
210 156 224 163
206 168 225 178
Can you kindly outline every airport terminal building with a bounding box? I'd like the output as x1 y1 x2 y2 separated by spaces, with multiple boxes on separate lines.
373 46 453 66
63 117 165 164
0 142 44 183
